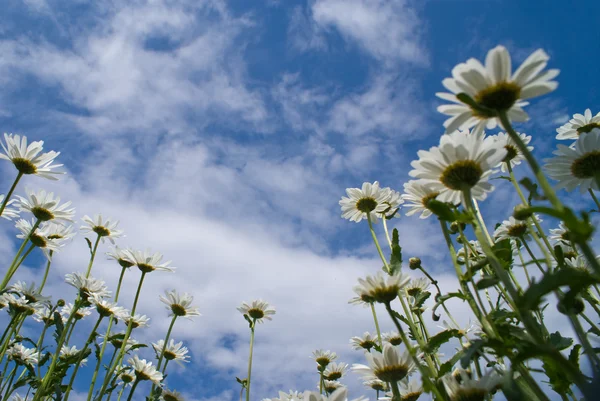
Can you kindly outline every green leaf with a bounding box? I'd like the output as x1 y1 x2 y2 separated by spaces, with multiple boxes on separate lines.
491 238 513 270
519 178 546 203
438 350 464 376
549 332 573 350
53 312 64 344
432 292 466 321
455 93 495 116
569 344 582 369
412 291 431 309
389 228 402 274
517 267 600 311
475 276 499 290
423 329 461 354
542 357 573 395
460 339 487 368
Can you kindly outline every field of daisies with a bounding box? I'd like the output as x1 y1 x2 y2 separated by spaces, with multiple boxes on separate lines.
1 44 600 401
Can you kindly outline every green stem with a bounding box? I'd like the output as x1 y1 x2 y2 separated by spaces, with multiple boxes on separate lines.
245 321 256 401
1 220 41 290
389 379 400 401
38 251 54 292
4 244 37 287
63 315 104 401
125 379 140 401
151 315 177 393
589 189 600 212
367 214 389 272
382 217 393 249
499 111 563 210
0 172 23 218
370 303 383 348
2 366 16 399
85 235 102 278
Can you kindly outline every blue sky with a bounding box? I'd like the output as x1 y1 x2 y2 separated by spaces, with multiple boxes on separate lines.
1 0 599 400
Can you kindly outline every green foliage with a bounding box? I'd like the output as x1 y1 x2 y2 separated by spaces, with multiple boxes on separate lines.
423 329 461 354
389 228 402 274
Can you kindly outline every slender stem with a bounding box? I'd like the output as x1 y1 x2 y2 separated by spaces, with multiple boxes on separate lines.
389 379 400 401
516 246 532 285
114 267 128 303
151 315 177 393
63 315 104 401
245 321 256 401
1 220 41 290
2 366 16 400
370 303 383 348
85 235 102 278
116 385 126 401
125 379 140 401
381 217 393 249
499 111 563 210
589 189 600 212
0 172 23 217
38 251 54 292
4 245 37 286
367 215 389 272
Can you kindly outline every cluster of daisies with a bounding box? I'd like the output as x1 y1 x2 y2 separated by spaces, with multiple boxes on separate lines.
0 133 278 401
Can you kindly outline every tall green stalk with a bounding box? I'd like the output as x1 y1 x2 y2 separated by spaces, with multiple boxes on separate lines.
0 172 23 218
245 320 256 401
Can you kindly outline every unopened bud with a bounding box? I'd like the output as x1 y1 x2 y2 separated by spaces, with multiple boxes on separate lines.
57 299 66 307
513 205 532 221
409 257 421 270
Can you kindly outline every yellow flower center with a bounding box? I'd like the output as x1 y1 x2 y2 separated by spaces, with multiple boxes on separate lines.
440 160 483 191
374 365 410 382
31 207 54 221
473 82 521 116
570 151 600 179
248 308 265 320
356 197 378 213
12 158 37 175
576 123 600 134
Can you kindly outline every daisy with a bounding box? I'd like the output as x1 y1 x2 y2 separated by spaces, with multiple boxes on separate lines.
362 378 388 392
9 281 50 304
33 305 64 325
0 133 63 180
159 290 201 319
64 272 111 301
352 271 410 305
378 188 403 219
323 362 349 381
400 379 423 401
405 277 430 297
564 255 600 273
59 345 88 367
237 299 276 323
118 367 136 386
339 181 391 223
382 332 403 346
161 389 184 401
17 189 75 222
350 332 378 351
401 180 441 219
152 339 190 364
457 241 485 264
492 132 533 172
91 296 128 321
128 355 163 385
442 369 503 401
125 313 151 329
108 333 139 352
493 215 541 242
61 303 93 321
557 109 600 141
549 222 572 244
312 349 337 368
437 46 559 134
15 219 63 258
352 343 415 383
107 247 135 268
304 388 365 401
45 222 76 242
409 130 506 204
545 128 600 193
0 195 20 220
320 380 343 394
6 343 39 366
129 249 175 273
0 293 37 316
81 214 124 244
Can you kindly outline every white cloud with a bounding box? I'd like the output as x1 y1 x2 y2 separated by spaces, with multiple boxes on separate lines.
307 0 427 65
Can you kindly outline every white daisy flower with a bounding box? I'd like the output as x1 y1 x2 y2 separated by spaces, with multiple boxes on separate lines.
91 296 128 321
362 378 388 392
405 277 430 297
457 240 485 264
545 128 600 193
107 247 135 268
64 272 111 301
0 195 20 220
549 222 571 244
6 343 39 366
33 305 64 325
352 343 415 383
161 389 184 401
323 362 349 381
0 293 37 315
381 332 403 346
128 355 163 384
118 367 136 387
61 303 93 321
409 130 506 204
159 290 201 319
152 339 190 364
352 272 410 305
59 345 88 367
442 368 503 401
437 46 559 134
491 132 533 172
350 332 378 351
564 255 600 273
493 215 541 242
303 388 365 401
9 394 27 401
129 249 175 273
107 333 139 352
557 109 600 141
339 181 391 223
44 222 76 242
9 281 50 304
237 299 276 323
0 133 63 180
15 219 67 258
320 380 343 394
312 349 337 368
400 379 423 401
401 180 441 219
125 313 150 329
81 214 124 244
17 189 75 222
378 188 403 219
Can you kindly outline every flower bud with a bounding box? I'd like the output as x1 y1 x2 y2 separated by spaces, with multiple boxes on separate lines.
409 257 421 270
57 299 66 307
513 205 532 221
